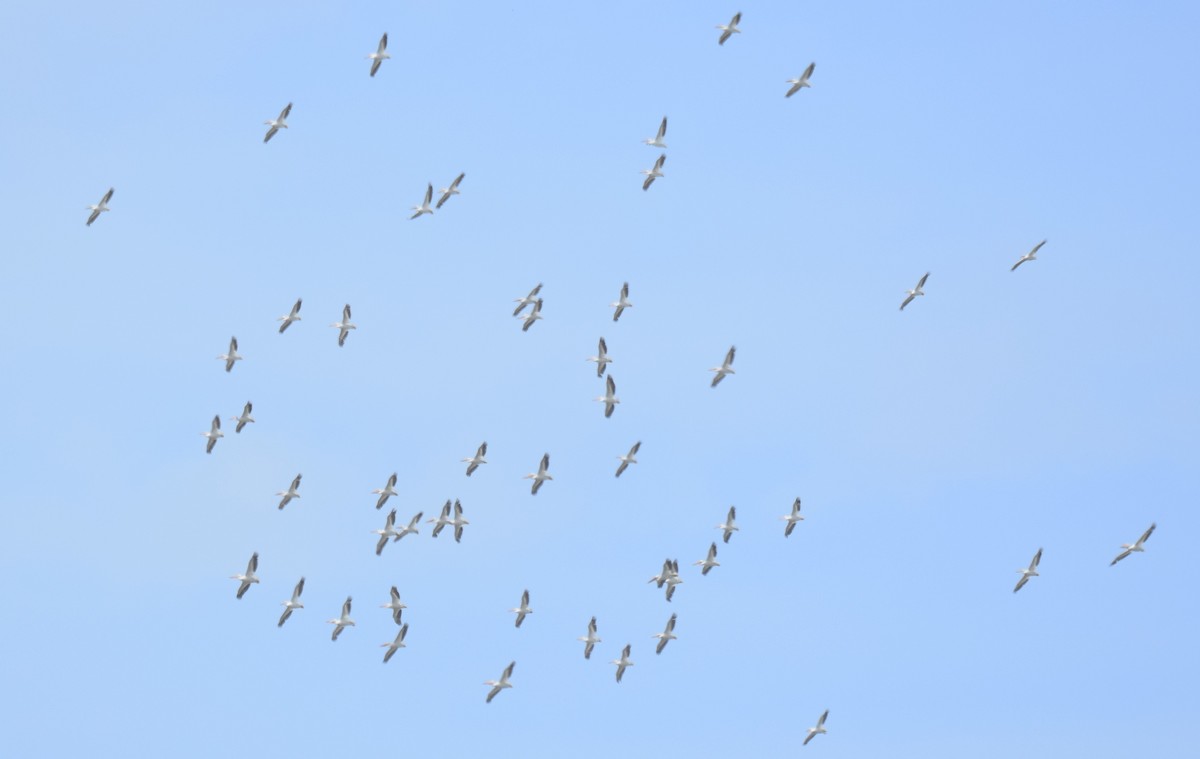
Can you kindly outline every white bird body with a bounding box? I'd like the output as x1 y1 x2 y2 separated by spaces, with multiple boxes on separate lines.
781 497 805 537
643 116 668 148
716 506 739 544
510 589 533 628
373 509 401 556
1111 522 1156 566
330 304 355 347
710 345 736 387
611 644 634 683
428 500 453 539
587 337 613 377
277 577 305 627
449 499 469 543
1011 239 1047 271
611 282 633 322
372 472 399 510
367 33 390 77
277 298 302 333
694 542 719 575
436 172 465 209
462 441 488 476
263 102 292 143
202 414 224 454
327 596 355 641
513 283 543 317
615 440 641 478
393 511 424 541
231 552 259 599
410 183 434 219
653 613 678 654
578 616 601 659
276 473 302 511
900 272 930 311
86 187 114 226
803 709 829 746
380 586 407 625
231 401 255 434
1013 548 1043 593
595 374 620 418
641 154 666 191
484 661 515 703
217 336 243 373
381 623 408 663
717 12 742 45
524 453 552 495
786 62 816 97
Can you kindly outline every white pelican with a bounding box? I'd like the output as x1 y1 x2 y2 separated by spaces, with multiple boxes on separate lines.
644 116 667 149
372 472 399 510
1013 548 1043 593
463 442 488 476
450 499 469 543
86 187 114 226
648 558 674 588
786 62 816 97
367 33 390 77
202 414 223 454
1111 522 1156 566
519 298 543 331
327 596 355 641
803 709 829 746
217 336 242 373
330 304 355 347
578 616 601 660
587 337 613 377
277 298 302 333
615 441 641 478
374 508 400 556
410 183 434 219
1011 239 1047 272
611 644 633 683
653 613 678 654
710 345 736 387
694 542 719 575
276 473 302 510
664 559 683 602
510 589 533 628
611 282 633 322
393 511 424 541
513 283 543 316
231 552 259 599
231 401 254 434
716 506 738 543
717 12 742 45
263 102 292 143
436 172 465 209
525 453 552 495
485 661 515 703
428 500 453 538
641 154 665 191
277 576 304 627
595 374 620 418
900 272 930 311
381 623 409 663
380 585 407 625
781 497 805 537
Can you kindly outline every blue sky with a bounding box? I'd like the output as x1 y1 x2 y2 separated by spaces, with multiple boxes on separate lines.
1 1 1198 756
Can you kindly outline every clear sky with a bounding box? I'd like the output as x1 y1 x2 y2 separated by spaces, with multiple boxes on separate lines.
1 1 1197 756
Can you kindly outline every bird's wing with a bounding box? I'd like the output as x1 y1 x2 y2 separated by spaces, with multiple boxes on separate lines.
343 597 352 616
786 82 802 98
900 293 915 311
589 617 597 634
1030 548 1043 569
370 58 382 77
450 172 465 190
531 478 542 495
1110 549 1132 566
1013 575 1029 593
1010 258 1025 272
630 441 641 456
454 500 463 518
408 511 424 528
291 298 302 316
725 345 736 366
291 473 302 491
376 534 389 555
521 589 530 606
606 374 616 396
598 337 607 354
818 709 828 727
656 638 667 654
615 461 628 477
87 209 100 226
917 272 930 289
423 183 433 205
486 685 500 703
248 552 258 573
211 415 221 433
280 103 292 120
478 441 488 457
729 506 737 521
719 29 732 45
540 453 550 474
707 543 717 561
237 580 251 599
642 174 655 191
804 61 816 79
657 117 667 141
1031 239 1047 255
1139 522 1157 545
655 154 666 171
378 33 388 53
264 125 278 143
294 577 305 598
278 608 292 627
386 508 397 529
390 586 401 604
803 732 815 746
785 521 796 537
666 613 676 633
344 304 352 321
732 12 742 25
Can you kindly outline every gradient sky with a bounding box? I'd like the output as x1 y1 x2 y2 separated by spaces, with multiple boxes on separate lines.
1 1 1198 756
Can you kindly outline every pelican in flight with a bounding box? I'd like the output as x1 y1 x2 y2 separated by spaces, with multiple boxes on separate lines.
327 596 355 641
803 710 829 746
276 473 302 510
653 613 678 654
717 12 742 45
202 414 223 454
429 500 453 539
643 116 668 149
330 304 355 347
716 506 739 544
611 644 633 683
367 33 389 77
663 559 683 602
450 499 469 543
1013 548 1043 593
485 661 515 703
381 623 409 663
463 442 488 476
86 187 114 226
781 497 805 537
231 552 259 599
410 183 434 219
372 472 399 509
380 586 407 625
513 283 543 316
578 616 601 660
1011 239 1047 272
277 577 305 627
217 336 242 373
694 542 719 575
595 374 620 418
615 441 641 478
525 453 552 495
393 511 424 542
710 345 736 387
374 508 401 556
510 589 533 628
641 154 665 191
277 298 302 333
436 172 465 209
900 272 930 311
263 102 292 143
611 282 633 322
231 401 254 434
587 337 613 377
1111 522 1156 566
786 62 816 97
519 298 543 331
648 558 674 589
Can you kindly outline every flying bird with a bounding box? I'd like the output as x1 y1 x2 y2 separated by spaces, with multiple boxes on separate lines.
276 473 302 510
653 613 678 654
803 710 829 746
231 552 259 599
202 414 223 454
781 497 805 537
513 283 543 316
381 623 409 663
510 589 533 628
327 597 355 641
85 187 114 226
231 401 254 433
615 441 641 478
611 644 634 683
367 33 390 77
664 559 683 602
263 102 292 143
525 453 552 495
648 558 675 589
410 183 434 219
611 282 633 322
595 374 620 418
450 499 469 543
484 661 515 703
331 304 355 347
1111 523 1156 566
372 472 399 510
716 506 739 544
435 173 465 209
710 345 736 387
1013 548 1043 593
693 542 719 575
643 116 668 149
393 511 424 542
786 62 816 97
578 616 601 660
587 337 613 377
717 12 742 45
380 586 407 625
374 508 401 556
462 442 488 476
277 298 302 333
277 577 305 627
428 500 453 539
900 272 930 311
217 336 242 373
1011 239 1047 272
641 154 665 191
519 298 543 332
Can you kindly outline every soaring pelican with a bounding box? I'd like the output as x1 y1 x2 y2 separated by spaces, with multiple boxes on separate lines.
1011 239 1047 272
653 613 678 654
611 282 633 322
519 298 543 331
900 272 930 311
277 298 302 333
202 414 223 454
513 283 543 316
484 661 515 703
374 508 401 556
710 346 736 387
217 336 242 373
276 473 302 510
372 472 399 510
381 623 409 663
450 499 469 543
410 183 434 219
436 173 465 209
327 596 355 641
611 644 633 683
781 497 804 537
231 401 254 433
263 102 292 143
1111 523 1156 566
786 62 816 97
716 506 739 543
595 374 620 418
803 710 829 746
463 442 488 476
587 337 613 377
231 552 259 599
367 33 389 77
1013 548 1043 593
693 542 719 575
578 616 601 659
615 441 641 478
510 589 533 628
643 116 667 149
380 586 406 625
524 453 552 495
716 12 742 45
277 577 305 627
641 154 665 191
331 304 355 347
428 500 453 538
393 511 424 541
86 187 114 226
664 559 683 602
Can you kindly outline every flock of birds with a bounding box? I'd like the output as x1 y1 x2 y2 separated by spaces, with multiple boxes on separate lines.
83 11 1161 746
